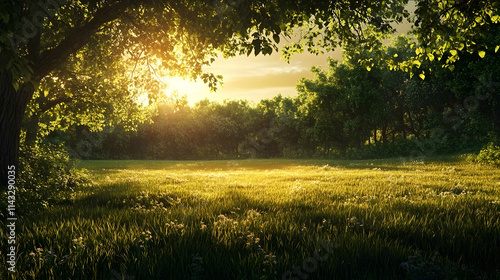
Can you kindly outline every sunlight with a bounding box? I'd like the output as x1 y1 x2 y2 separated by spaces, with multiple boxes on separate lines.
163 76 210 105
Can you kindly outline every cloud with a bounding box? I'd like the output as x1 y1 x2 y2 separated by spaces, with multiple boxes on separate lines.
208 57 308 78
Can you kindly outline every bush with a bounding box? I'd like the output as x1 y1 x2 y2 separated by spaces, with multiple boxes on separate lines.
12 144 91 213
468 142 500 167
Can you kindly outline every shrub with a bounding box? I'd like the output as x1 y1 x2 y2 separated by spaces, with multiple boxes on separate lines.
12 144 91 213
468 142 500 167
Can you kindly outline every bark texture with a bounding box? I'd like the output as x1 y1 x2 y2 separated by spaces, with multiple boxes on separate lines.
0 72 34 186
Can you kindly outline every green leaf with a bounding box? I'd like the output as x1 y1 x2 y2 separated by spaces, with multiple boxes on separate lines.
254 47 261 56
273 34 280 44
448 65 455 71
478 50 486 58
491 15 499 23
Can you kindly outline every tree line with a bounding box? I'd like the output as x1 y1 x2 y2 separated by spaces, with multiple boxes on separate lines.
49 35 499 160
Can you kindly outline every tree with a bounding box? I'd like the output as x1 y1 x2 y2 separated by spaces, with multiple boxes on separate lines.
296 60 351 154
253 95 300 157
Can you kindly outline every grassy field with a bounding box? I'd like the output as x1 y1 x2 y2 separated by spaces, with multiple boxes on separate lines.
3 157 500 279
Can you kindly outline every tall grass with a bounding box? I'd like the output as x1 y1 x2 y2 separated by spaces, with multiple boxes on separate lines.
2 157 499 279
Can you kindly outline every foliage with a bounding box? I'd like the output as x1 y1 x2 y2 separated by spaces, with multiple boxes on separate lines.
1 158 498 279
410 1 500 71
469 142 500 167
142 99 262 159
15 144 91 213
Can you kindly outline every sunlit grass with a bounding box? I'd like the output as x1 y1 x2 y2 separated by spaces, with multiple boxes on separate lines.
4 157 500 279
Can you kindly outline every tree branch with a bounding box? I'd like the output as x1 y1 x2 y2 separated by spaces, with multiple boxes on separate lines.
33 1 130 80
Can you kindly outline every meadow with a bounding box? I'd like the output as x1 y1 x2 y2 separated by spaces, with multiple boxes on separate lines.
4 156 500 279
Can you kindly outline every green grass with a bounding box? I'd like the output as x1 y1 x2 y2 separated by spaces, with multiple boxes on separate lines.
3 157 500 279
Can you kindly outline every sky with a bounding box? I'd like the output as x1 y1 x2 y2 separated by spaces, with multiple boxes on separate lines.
163 39 342 105
164 4 415 106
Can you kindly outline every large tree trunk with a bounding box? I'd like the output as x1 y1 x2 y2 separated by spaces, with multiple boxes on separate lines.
0 72 34 187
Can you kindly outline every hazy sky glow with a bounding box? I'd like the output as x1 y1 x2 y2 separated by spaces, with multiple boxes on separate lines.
165 47 342 105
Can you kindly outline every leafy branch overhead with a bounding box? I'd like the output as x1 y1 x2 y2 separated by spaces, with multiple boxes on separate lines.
2 1 498 90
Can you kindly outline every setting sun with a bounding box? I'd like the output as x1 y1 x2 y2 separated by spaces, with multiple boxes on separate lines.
163 76 210 105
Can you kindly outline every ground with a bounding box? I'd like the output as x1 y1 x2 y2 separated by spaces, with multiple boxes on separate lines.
4 156 500 279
